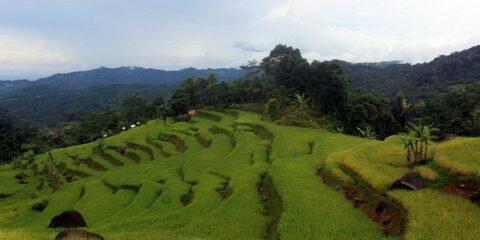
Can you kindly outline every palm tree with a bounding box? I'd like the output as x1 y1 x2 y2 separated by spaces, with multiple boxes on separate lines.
357 126 376 139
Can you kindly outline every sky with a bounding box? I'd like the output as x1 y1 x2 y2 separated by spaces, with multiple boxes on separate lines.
1 0 480 79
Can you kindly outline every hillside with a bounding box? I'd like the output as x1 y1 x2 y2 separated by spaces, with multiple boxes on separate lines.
340 45 480 99
0 84 175 125
0 110 479 239
0 67 245 92
0 67 244 125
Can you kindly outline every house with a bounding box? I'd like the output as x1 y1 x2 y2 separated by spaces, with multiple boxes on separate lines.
188 109 197 116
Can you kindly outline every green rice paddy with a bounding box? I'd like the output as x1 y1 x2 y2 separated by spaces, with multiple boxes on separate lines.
0 110 479 239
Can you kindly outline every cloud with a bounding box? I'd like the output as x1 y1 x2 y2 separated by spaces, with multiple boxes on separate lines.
233 42 265 53
1 0 480 78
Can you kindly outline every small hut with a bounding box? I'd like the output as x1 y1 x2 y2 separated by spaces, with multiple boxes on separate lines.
188 109 197 116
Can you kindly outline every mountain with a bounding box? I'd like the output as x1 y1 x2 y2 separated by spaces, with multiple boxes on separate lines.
0 84 175 125
0 66 245 91
339 45 480 99
0 66 244 125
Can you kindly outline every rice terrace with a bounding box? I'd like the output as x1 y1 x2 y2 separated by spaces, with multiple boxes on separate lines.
0 110 478 239
2 1 480 240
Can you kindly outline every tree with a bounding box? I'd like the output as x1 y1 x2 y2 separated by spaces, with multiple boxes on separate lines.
345 91 399 139
308 61 349 115
260 44 308 91
264 98 281 120
121 93 148 123
168 89 190 115
400 123 432 166
356 126 376 139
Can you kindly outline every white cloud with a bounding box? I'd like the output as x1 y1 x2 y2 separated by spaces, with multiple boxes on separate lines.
1 0 480 78
248 0 480 63
0 34 69 64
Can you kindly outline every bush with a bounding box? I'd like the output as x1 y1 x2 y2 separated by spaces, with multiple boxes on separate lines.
264 98 281 120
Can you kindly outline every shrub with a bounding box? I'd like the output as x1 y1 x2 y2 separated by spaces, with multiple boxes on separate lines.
264 98 281 120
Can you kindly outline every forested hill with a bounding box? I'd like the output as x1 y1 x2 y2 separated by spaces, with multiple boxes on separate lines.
0 66 244 93
340 45 480 99
35 66 245 89
0 84 175 125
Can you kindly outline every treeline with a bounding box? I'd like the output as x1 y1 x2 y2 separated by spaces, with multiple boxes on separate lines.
168 45 398 138
168 44 480 140
2 44 480 163
342 45 480 99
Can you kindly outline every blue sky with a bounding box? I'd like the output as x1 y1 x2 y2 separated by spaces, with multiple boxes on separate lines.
1 0 480 79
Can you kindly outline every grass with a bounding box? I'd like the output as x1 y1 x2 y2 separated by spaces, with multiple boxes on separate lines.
435 137 480 176
0 110 479 239
389 189 480 240
413 166 439 181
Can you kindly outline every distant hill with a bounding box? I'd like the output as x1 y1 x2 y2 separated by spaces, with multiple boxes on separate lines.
339 45 480 99
0 66 245 91
0 66 244 125
0 84 175 125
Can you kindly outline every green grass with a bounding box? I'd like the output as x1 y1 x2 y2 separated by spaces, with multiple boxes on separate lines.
0 110 479 239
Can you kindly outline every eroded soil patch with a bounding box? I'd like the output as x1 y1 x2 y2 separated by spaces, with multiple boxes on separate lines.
126 142 155 160
319 168 406 236
195 133 212 148
71 156 107 171
440 177 480 206
93 147 123 166
32 200 48 212
209 126 236 147
258 174 283 240
159 133 188 153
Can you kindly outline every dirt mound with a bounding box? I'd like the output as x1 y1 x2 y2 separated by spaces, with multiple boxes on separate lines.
391 172 425 190
48 211 87 228
362 201 403 236
440 178 480 206
0 193 11 199
55 229 104 240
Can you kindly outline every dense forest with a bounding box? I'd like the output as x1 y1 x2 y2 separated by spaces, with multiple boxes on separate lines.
1 44 480 164
0 84 174 125
342 45 480 99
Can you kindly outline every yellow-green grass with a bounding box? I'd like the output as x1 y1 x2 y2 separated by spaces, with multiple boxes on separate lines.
338 136 409 191
413 166 439 181
0 110 480 240
389 189 480 240
435 137 480 176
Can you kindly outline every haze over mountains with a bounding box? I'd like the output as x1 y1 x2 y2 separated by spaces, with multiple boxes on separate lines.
0 67 245 93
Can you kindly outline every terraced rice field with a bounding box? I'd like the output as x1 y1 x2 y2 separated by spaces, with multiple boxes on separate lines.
0 110 479 239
